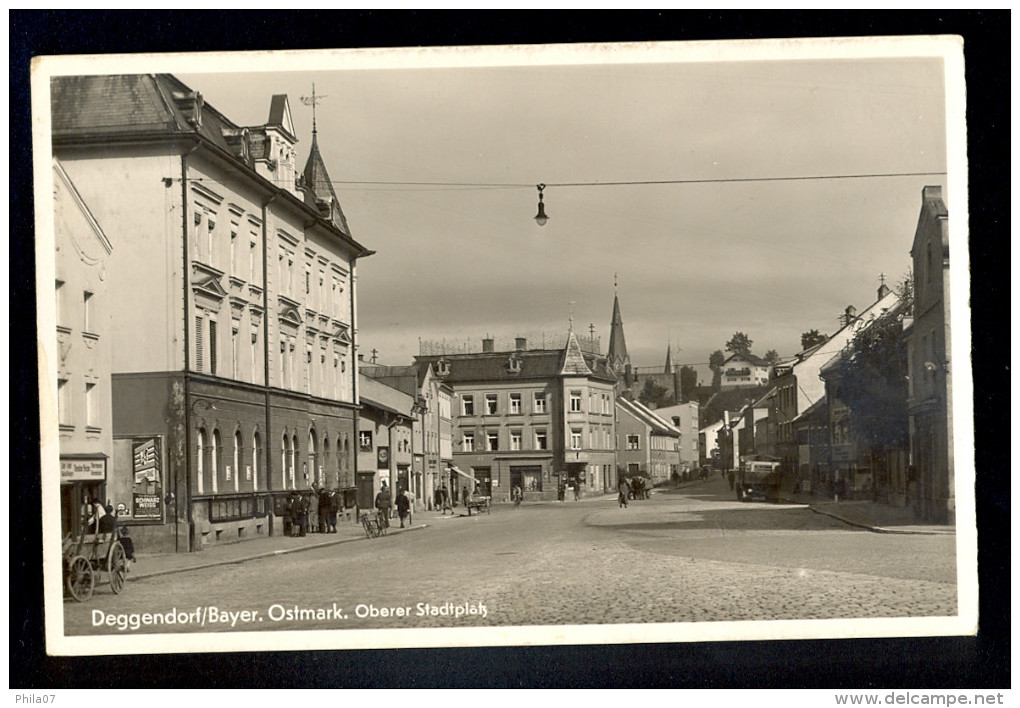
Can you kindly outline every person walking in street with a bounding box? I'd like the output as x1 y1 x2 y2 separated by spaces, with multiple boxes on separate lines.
374 483 392 529
327 488 339 533
317 486 331 534
396 489 411 528
295 494 308 537
573 480 581 501
617 477 631 508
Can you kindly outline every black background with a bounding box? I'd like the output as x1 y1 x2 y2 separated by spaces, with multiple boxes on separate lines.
10 11 1008 689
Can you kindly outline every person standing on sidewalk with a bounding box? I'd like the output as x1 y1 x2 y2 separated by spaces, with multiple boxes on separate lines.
618 478 631 508
396 489 411 528
327 488 339 533
375 483 392 529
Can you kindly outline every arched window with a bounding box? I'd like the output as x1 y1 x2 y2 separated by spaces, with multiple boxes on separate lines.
323 437 331 487
291 434 299 488
309 429 318 487
211 429 221 494
196 428 206 495
252 431 261 492
282 434 290 490
926 241 933 284
233 429 242 493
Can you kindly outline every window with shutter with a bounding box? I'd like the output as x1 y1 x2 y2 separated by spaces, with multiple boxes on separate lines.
209 319 218 375
195 314 204 371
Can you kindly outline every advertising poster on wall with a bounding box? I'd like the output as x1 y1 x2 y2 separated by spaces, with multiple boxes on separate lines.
132 437 163 522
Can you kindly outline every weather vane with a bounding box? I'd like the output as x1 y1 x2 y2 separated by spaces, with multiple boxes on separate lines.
300 83 328 135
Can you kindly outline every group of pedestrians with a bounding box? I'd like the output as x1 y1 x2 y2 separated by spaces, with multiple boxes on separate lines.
617 476 650 508
374 482 416 529
285 486 344 537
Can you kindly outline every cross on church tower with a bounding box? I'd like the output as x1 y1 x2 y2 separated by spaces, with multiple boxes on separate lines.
879 272 887 287
370 348 378 364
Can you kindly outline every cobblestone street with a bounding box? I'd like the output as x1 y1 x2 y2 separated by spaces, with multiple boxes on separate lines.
63 476 957 635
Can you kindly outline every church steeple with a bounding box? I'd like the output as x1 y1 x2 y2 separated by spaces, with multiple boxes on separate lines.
607 277 633 392
664 344 674 374
607 289 630 372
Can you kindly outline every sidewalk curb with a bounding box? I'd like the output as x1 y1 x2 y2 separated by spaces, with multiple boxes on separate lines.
126 523 430 582
807 507 954 536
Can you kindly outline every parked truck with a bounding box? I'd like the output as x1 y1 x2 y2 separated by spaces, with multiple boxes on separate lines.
736 458 783 503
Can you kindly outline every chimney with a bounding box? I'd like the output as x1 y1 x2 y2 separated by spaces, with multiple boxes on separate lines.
842 305 857 328
358 354 364 362
482 337 494 353
515 337 527 351
172 91 204 129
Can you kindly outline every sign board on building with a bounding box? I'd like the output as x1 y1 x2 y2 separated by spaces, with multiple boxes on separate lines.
132 493 162 521
60 457 106 483
132 437 164 522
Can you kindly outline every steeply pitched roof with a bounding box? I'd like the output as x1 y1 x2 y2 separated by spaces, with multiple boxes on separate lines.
560 331 592 376
302 134 352 235
267 94 297 141
607 293 629 372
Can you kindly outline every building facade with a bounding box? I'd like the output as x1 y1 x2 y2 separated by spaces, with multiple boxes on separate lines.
615 397 682 485
51 74 372 552
654 402 700 472
418 333 618 502
770 282 898 487
905 186 954 524
719 352 772 389
53 158 115 538
356 373 415 511
361 361 453 509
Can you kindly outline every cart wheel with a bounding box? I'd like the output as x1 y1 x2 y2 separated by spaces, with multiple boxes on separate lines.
108 541 127 594
66 556 94 602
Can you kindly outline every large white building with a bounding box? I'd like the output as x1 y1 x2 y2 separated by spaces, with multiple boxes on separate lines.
50 74 373 552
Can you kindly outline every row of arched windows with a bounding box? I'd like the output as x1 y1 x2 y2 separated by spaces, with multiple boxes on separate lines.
195 426 352 496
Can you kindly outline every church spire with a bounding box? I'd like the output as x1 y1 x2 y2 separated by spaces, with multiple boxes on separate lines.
607 280 632 394
664 343 674 374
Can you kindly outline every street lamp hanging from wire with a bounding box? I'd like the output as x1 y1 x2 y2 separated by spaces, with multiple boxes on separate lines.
534 183 549 226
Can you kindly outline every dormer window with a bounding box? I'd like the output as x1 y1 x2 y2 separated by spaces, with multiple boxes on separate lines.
508 355 521 373
436 359 450 376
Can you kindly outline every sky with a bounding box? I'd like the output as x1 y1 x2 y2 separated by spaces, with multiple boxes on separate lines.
176 40 953 381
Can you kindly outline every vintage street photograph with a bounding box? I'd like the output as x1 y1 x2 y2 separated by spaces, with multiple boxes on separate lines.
34 36 975 656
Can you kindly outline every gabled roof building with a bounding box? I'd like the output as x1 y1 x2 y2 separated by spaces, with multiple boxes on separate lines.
416 332 619 502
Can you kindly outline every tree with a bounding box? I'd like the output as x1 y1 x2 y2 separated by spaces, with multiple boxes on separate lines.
725 332 753 356
708 350 725 391
763 349 780 365
801 329 827 350
638 379 674 409
834 303 911 448
679 365 698 400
